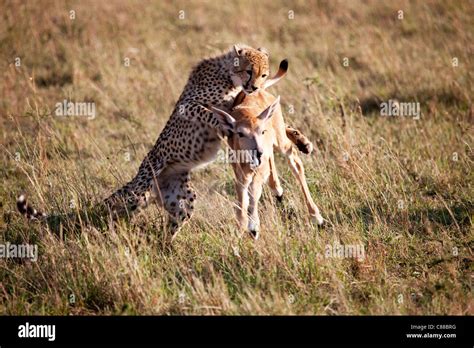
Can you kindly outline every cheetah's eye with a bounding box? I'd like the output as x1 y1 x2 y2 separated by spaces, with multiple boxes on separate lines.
238 132 245 138
262 74 268 78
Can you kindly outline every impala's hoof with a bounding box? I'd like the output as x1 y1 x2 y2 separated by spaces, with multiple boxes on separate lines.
296 140 313 155
276 194 284 204
312 214 325 227
286 128 314 155
249 229 259 239
248 221 260 239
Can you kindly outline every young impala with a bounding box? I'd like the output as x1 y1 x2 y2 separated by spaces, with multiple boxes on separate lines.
212 88 324 239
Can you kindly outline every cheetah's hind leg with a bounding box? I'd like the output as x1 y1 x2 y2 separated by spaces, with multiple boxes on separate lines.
159 173 195 242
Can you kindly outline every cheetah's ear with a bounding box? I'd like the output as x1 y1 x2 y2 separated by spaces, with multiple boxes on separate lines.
211 106 236 133
257 47 269 57
258 96 280 122
233 45 243 56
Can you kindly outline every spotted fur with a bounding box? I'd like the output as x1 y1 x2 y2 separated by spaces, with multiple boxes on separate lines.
17 44 313 240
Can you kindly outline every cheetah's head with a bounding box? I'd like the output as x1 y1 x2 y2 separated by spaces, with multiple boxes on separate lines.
230 45 288 94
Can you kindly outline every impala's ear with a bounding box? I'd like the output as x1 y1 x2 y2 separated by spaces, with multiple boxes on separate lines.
211 106 236 133
258 96 280 122
257 47 269 57
233 44 243 56
263 59 288 89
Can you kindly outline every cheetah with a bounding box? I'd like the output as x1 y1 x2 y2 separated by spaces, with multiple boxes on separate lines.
17 44 314 240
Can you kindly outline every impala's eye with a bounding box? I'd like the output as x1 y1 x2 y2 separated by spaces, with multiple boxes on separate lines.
262 130 267 135
262 74 268 78
238 132 245 138
246 70 252 75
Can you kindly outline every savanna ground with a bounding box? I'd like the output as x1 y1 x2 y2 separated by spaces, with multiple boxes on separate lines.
0 0 472 315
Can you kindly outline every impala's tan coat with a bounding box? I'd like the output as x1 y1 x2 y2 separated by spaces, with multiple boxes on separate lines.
213 90 324 238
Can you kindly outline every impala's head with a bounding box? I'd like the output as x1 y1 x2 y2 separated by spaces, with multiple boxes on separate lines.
212 96 280 168
230 44 288 94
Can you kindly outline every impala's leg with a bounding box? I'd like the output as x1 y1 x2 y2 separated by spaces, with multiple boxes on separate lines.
247 173 265 239
268 154 284 202
275 125 324 225
285 126 313 154
233 164 251 232
286 147 324 225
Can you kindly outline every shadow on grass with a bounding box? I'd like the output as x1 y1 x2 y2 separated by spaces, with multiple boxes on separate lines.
407 203 472 229
358 88 469 116
354 201 472 233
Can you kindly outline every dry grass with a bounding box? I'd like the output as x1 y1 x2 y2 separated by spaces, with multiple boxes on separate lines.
0 0 472 315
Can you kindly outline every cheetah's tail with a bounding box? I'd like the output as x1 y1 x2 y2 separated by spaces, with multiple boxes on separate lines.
16 194 48 220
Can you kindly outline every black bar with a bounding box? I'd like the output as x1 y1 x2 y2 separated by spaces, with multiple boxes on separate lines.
0 316 472 346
